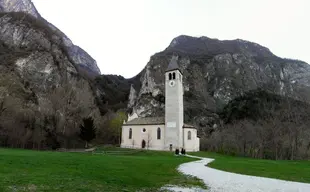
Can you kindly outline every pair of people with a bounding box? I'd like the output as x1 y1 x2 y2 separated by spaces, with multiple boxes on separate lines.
175 148 186 155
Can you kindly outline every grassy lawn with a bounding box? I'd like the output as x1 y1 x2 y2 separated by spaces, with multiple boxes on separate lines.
191 151 310 183
0 148 205 192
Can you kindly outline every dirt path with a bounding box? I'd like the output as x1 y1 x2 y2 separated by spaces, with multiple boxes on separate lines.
177 155 310 192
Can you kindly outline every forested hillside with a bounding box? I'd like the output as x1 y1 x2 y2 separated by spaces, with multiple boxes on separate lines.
205 90 310 160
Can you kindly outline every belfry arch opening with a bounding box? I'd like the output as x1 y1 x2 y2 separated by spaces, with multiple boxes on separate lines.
169 73 172 80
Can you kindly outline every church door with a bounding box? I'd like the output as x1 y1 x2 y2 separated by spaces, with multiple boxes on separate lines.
141 140 146 149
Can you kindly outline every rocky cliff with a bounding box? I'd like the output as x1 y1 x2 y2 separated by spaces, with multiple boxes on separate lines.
0 0 40 18
128 35 310 135
0 0 101 75
0 2 102 148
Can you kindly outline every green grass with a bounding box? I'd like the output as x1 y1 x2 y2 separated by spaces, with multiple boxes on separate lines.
0 148 205 192
94 146 138 152
191 151 310 183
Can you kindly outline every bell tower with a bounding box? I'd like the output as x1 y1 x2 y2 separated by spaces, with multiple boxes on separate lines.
164 54 184 151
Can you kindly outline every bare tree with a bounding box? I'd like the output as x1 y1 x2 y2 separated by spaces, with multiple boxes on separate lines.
41 79 98 148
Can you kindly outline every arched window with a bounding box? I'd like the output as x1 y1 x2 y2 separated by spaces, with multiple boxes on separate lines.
169 73 172 80
129 128 132 139
172 72 176 79
157 128 161 140
188 131 191 140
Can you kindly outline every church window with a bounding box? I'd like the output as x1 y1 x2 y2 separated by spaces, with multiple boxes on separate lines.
129 128 132 139
188 131 191 140
173 72 176 79
157 128 161 140
169 73 172 80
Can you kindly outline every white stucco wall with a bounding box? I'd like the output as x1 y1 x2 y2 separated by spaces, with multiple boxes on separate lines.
183 128 200 152
121 124 165 150
121 125 200 152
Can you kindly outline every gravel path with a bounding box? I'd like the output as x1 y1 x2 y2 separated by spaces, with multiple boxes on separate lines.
177 155 310 192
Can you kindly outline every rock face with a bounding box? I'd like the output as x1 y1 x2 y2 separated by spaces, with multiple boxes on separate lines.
67 45 101 75
0 0 40 18
0 4 101 148
0 0 101 75
128 35 310 135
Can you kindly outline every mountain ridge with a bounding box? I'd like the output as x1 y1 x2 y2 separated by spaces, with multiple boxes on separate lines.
164 35 275 58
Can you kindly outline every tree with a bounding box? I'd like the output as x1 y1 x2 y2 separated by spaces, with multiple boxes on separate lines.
43 80 99 148
108 111 127 144
79 117 96 148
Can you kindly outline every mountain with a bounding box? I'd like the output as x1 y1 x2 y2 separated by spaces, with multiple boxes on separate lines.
113 35 310 160
0 0 101 75
91 34 310 159
0 0 103 149
126 35 310 134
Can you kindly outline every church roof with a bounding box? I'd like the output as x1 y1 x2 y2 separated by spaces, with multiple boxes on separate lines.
124 117 165 125
165 55 182 73
123 116 196 129
183 123 196 129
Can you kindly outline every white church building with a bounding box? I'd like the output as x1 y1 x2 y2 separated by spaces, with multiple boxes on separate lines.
121 55 200 152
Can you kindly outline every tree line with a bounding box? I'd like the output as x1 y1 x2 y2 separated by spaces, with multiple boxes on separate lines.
202 90 310 160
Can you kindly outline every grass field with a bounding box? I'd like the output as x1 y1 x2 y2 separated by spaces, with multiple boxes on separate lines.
0 148 205 192
191 151 310 183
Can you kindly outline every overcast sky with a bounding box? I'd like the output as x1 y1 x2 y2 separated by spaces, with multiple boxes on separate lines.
32 0 310 78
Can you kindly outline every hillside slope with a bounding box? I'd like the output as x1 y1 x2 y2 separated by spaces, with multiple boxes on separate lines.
208 89 310 160
0 7 102 149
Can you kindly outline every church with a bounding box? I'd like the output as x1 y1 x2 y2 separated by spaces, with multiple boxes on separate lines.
120 55 200 152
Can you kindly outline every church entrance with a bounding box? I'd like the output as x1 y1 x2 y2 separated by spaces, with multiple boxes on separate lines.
141 140 146 149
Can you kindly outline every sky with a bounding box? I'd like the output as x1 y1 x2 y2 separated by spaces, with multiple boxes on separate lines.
32 0 310 78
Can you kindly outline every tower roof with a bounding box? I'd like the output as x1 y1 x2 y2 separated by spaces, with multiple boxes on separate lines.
166 55 182 73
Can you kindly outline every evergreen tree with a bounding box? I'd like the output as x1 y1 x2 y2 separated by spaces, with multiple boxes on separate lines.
79 117 96 148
